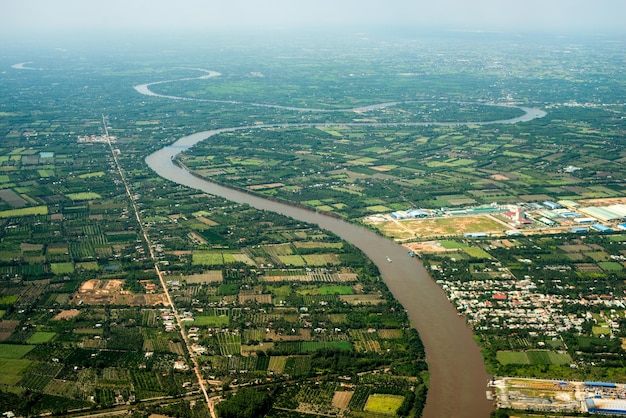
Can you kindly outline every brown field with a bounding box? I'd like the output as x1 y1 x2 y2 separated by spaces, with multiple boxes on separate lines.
247 183 284 190
196 216 219 226
188 231 207 245
75 279 166 306
368 215 506 240
20 242 43 252
183 270 223 284
404 241 452 253
378 329 403 339
266 329 311 341
581 197 626 206
340 294 385 305
575 263 602 272
332 391 354 409
560 244 593 252
53 309 80 320
0 319 20 341
239 294 272 304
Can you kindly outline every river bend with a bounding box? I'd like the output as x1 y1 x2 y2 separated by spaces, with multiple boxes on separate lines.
141 69 546 418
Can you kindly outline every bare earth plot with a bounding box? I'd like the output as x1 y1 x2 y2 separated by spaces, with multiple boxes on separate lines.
367 215 508 240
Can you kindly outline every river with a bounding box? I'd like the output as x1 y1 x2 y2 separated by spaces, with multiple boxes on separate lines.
140 67 546 418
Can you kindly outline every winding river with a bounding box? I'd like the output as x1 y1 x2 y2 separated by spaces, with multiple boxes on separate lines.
141 70 546 418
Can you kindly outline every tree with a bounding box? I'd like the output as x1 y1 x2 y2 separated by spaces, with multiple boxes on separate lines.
216 388 272 418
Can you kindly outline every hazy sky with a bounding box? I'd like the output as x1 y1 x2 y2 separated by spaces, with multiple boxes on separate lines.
2 0 625 36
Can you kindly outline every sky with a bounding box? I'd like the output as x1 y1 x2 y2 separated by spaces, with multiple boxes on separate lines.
1 0 625 37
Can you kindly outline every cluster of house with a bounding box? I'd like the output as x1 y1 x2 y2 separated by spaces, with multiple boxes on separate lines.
434 261 624 338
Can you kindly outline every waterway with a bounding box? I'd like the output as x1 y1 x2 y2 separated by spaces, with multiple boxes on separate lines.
140 68 546 417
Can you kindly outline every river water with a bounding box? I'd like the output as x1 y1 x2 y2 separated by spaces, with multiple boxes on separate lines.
144 104 545 417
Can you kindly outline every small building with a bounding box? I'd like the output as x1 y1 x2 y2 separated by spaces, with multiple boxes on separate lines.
538 217 556 226
574 218 597 225
592 224 613 233
464 232 488 238
543 201 562 210
572 227 589 234
407 209 429 218
391 211 408 219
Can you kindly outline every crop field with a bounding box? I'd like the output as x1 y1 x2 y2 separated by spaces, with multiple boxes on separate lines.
302 254 340 265
0 358 33 385
278 255 307 266
263 243 294 257
301 341 352 353
0 343 36 359
294 241 343 249
0 206 48 218
267 356 288 374
27 332 56 344
364 393 405 415
340 294 385 305
318 285 353 295
192 252 224 265
50 262 75 275
378 329 403 339
183 270 224 283
284 356 312 377
0 295 19 306
497 350 572 365
216 333 241 355
66 192 102 201
191 315 230 327
332 390 354 409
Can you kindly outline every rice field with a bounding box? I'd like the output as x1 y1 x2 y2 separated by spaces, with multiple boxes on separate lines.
364 393 405 415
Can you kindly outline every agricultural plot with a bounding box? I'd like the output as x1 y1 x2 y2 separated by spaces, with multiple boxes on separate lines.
0 358 33 385
190 315 230 327
267 356 288 374
497 350 572 366
216 333 241 356
27 332 56 344
66 192 102 201
364 393 405 415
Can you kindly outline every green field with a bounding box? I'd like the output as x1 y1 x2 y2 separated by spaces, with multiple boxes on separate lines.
463 247 493 259
438 240 468 249
192 252 225 265
78 171 105 179
0 295 19 306
51 262 75 275
190 315 230 327
0 359 33 385
318 285 354 295
0 344 36 359
26 332 56 344
598 261 623 271
76 261 100 271
364 393 405 415
0 206 48 218
278 255 307 266
301 341 352 353
497 350 572 365
66 192 102 200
